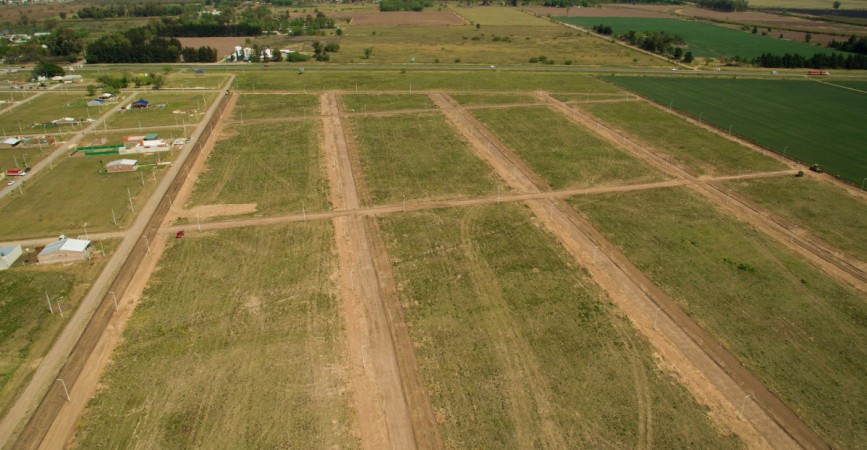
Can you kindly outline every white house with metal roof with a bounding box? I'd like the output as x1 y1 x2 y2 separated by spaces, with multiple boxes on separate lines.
38 238 92 264
0 244 22 270
105 159 138 173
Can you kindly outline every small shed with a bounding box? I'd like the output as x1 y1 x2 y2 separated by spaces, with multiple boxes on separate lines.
37 238 92 264
62 75 83 83
86 98 104 107
1 137 21 147
105 159 138 173
52 117 79 126
123 135 146 149
0 244 22 270
131 99 150 109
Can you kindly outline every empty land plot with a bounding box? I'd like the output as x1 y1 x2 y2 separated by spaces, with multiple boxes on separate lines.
163 71 229 89
0 92 37 105
582 100 785 177
73 223 356 448
0 254 114 419
449 5 553 26
603 77 866 183
233 93 319 120
450 93 536 106
79 127 186 148
104 92 217 129
344 11 465 25
234 70 623 92
0 146 55 172
722 176 867 263
0 154 167 240
378 203 740 448
557 17 835 59
341 93 435 113
0 92 114 132
350 112 502 204
570 187 867 449
188 121 329 215
471 106 662 189
552 92 636 103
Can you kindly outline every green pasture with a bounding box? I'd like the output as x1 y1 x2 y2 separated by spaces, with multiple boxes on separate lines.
603 77 867 183
451 93 536 106
164 71 230 89
557 17 836 59
341 93 435 113
233 94 319 120
379 203 740 448
350 112 503 204
75 223 356 448
0 92 116 134
470 106 662 189
104 92 217 130
570 187 867 449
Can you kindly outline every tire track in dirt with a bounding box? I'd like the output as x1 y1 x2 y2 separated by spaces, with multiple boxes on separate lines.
542 94 866 294
321 92 440 450
430 91 803 449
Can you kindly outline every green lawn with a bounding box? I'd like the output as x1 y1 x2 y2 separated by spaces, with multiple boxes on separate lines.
0 146 55 172
350 112 503 204
378 203 740 448
824 80 867 92
104 92 217 130
723 176 867 263
602 77 866 183
75 223 356 448
570 187 867 450
557 17 836 59
233 93 319 120
188 121 329 214
470 106 662 189
164 72 230 89
582 99 785 177
341 93 435 113
0 92 116 133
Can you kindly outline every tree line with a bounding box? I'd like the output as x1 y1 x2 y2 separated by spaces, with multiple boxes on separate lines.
380 0 433 12
753 52 867 69
182 46 219 63
828 35 867 55
288 12 336 36
76 3 184 20
153 17 262 37
696 0 748 12
86 26 218 63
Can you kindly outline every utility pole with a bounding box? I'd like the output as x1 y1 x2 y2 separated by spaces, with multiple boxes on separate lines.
56 379 70 401
45 292 54 314
110 291 118 311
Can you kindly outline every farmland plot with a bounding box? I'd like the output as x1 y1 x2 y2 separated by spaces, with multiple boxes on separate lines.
74 224 356 448
341 94 435 113
350 112 503 204
470 106 662 189
379 203 740 448
450 93 536 106
0 92 115 133
104 92 217 130
233 94 319 120
570 187 867 449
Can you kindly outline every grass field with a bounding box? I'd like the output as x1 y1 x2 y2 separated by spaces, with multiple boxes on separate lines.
378 203 740 448
470 106 662 189
825 80 867 92
581 99 786 177
603 77 866 183
0 92 116 134
449 5 553 26
188 121 329 215
234 70 626 92
722 176 867 263
164 71 229 89
570 187 867 449
0 146 55 172
341 93 435 113
350 112 503 204
0 154 167 240
451 93 536 106
104 92 217 130
556 17 835 59
233 93 319 120
749 0 867 8
74 223 356 448
0 244 115 419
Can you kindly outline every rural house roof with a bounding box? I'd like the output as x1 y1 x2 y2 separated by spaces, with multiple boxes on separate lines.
106 159 138 167
39 238 91 256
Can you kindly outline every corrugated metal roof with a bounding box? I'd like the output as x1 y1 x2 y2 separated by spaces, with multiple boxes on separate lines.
0 244 20 256
106 159 138 167
39 238 91 256
144 133 158 140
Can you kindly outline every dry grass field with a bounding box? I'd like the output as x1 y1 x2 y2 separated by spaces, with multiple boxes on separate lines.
233 94 319 120
103 92 218 130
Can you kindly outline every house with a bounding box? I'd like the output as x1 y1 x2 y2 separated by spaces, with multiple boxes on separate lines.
51 117 79 126
86 98 104 107
130 99 150 109
100 93 117 102
105 159 138 173
37 238 92 264
1 137 21 147
0 244 22 270
121 134 168 154
38 135 56 145
62 75 82 83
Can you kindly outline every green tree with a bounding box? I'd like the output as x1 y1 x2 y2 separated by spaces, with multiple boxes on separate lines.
833 1 842 9
805 32 812 43
752 25 758 34
673 47 684 59
86 85 96 96
46 28 84 58
363 47 373 59
684 51 694 63
32 62 65 78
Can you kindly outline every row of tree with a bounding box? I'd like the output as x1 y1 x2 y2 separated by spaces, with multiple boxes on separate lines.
86 26 218 63
76 3 184 20
617 30 686 57
0 27 84 63
288 12 336 36
696 0 748 12
182 46 219 63
380 0 433 12
153 17 262 37
753 52 867 69
828 35 867 55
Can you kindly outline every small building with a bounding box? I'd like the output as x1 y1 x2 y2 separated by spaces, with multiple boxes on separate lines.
100 93 116 102
52 117 80 126
37 238 92 264
62 75 83 83
105 159 138 173
131 99 150 109
123 134 146 149
38 135 56 145
5 168 22 176
86 98 104 107
1 137 21 147
0 244 22 271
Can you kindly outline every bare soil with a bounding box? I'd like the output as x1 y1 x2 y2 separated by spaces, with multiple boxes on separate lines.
333 11 466 25
176 37 256 58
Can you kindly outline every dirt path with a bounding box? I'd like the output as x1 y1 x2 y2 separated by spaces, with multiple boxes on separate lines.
430 91 807 449
544 94 866 294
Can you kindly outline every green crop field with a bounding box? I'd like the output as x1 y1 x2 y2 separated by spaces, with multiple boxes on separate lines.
0 253 115 419
723 177 867 263
188 121 329 215
470 106 662 189
233 93 319 120
0 153 168 240
825 80 867 92
557 17 835 59
0 92 117 133
450 93 536 106
603 77 867 183
570 187 867 449
104 92 217 130
749 0 867 8
581 99 785 177
74 223 356 448
341 93 435 113
350 112 503 204
233 69 624 92
378 203 740 448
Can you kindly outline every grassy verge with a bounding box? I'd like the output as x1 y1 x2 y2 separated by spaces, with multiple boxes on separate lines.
104 92 217 129
0 146 56 172
233 93 319 120
350 112 503 204
74 223 355 448
341 93 435 113
379 203 740 448
188 121 329 214
723 176 867 263
0 243 117 418
569 187 867 449
471 106 662 189
582 100 785 177
451 93 535 106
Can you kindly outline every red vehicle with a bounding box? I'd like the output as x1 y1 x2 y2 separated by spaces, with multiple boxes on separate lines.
808 70 830 76
176 230 185 239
